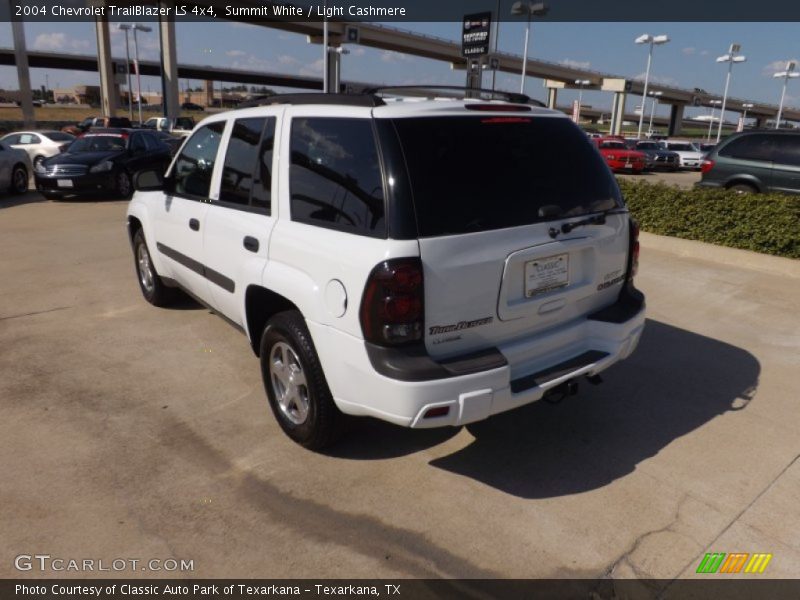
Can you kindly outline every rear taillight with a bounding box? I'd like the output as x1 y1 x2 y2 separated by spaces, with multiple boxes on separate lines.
360 258 424 346
629 218 640 280
700 159 715 174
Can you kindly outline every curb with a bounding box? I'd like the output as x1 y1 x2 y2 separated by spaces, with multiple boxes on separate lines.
639 231 800 279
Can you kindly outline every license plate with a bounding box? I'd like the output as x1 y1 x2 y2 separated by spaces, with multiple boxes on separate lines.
57 179 73 188
624 163 633 169
525 253 569 298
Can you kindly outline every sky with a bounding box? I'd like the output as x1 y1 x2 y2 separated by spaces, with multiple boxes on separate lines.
1 20 798 121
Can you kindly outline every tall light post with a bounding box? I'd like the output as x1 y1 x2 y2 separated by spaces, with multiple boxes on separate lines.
647 90 662 136
774 60 799 129
574 78 590 123
117 24 134 121
706 99 722 142
635 33 670 139
120 23 152 125
511 1 549 95
715 43 746 143
740 102 753 131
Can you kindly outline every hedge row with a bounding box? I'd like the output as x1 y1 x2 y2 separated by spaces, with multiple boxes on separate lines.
617 179 800 259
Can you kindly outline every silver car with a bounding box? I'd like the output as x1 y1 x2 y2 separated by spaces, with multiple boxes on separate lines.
0 141 32 195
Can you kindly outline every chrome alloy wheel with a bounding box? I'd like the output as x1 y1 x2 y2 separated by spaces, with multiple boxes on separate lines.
136 242 155 294
269 342 310 425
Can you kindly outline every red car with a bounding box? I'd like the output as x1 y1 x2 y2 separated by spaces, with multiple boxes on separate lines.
594 138 646 173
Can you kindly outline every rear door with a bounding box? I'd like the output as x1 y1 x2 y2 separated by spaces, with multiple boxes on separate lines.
715 133 775 189
388 114 630 359
202 113 280 324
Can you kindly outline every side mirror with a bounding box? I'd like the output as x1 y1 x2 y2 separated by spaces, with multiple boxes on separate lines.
134 169 166 192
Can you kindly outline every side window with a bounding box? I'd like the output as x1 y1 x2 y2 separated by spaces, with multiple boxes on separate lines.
130 134 147 153
3 134 20 145
719 134 775 162
19 133 40 145
172 122 225 198
251 118 276 211
289 118 385 236
772 136 800 167
220 118 266 206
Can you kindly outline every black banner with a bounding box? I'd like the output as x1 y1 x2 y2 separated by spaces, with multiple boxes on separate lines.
461 12 491 58
4 579 800 600
5 0 800 22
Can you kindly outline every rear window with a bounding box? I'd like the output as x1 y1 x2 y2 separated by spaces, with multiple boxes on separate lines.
390 116 622 237
70 134 126 153
667 143 696 151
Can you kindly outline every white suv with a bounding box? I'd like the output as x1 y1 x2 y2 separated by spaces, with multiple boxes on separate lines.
127 91 646 449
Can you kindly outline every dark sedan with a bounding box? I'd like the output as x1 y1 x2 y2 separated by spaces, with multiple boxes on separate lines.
35 129 171 199
626 140 681 171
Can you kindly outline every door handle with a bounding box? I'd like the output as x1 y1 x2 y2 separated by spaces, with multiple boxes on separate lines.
243 236 259 253
189 218 200 231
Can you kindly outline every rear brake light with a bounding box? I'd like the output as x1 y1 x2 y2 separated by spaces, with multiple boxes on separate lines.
700 159 715 174
629 219 640 280
465 104 531 112
360 258 424 346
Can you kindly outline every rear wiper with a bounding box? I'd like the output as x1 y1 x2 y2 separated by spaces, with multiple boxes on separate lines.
548 213 606 239
561 213 606 234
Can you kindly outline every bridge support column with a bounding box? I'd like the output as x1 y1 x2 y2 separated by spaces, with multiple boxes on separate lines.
95 17 117 117
546 87 558 109
609 91 627 136
753 116 765 128
668 103 685 136
11 21 35 128
159 8 180 120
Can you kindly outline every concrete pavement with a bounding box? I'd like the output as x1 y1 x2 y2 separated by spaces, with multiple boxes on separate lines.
1 194 798 593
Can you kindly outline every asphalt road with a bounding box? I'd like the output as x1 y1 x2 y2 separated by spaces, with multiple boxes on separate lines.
1 193 799 592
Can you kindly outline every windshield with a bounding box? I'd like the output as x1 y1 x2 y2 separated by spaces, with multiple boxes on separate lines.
389 116 622 237
668 143 696 151
69 135 127 153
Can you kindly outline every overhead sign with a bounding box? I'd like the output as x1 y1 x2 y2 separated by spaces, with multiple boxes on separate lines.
462 12 491 58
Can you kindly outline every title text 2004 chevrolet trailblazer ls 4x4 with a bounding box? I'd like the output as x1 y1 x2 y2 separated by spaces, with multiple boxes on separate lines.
126 91 645 450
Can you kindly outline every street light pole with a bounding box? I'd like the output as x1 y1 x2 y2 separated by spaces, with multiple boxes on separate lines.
716 43 746 143
322 0 329 93
648 90 662 136
706 100 721 142
122 24 152 126
511 2 549 96
774 60 799 129
635 33 670 139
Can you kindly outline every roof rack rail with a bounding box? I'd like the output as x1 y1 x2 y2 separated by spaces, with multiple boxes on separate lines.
236 93 384 109
361 85 545 107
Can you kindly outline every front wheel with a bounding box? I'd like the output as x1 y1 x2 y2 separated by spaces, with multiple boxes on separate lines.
9 165 28 194
115 170 132 198
132 228 175 307
260 311 343 450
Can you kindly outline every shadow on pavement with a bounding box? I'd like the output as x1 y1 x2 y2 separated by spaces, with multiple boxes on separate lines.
0 191 49 209
428 319 759 498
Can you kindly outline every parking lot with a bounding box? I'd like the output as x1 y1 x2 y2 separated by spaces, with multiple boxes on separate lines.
1 193 799 587
617 168 702 189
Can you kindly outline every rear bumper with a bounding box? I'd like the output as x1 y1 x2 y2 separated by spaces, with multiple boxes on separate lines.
309 289 646 428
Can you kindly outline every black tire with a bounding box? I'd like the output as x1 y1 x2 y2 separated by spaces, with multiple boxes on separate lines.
9 165 28 195
727 182 757 194
132 228 175 307
42 192 60 201
259 311 343 450
115 170 133 199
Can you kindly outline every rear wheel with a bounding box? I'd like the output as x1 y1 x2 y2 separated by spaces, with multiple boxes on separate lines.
9 165 28 194
259 311 343 450
727 182 757 194
132 228 175 307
